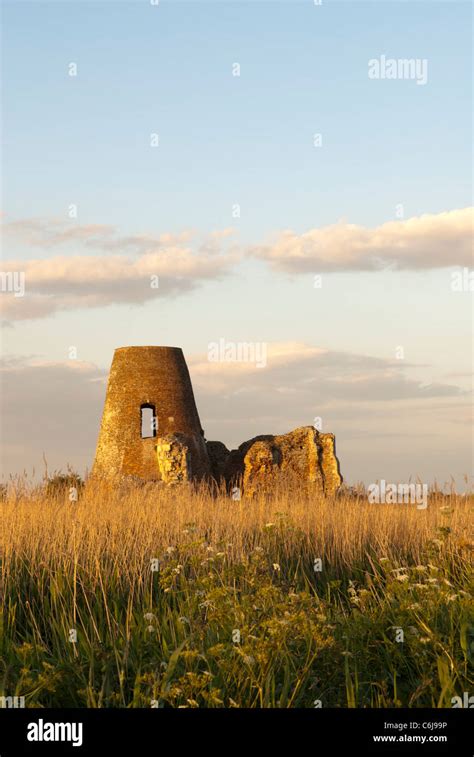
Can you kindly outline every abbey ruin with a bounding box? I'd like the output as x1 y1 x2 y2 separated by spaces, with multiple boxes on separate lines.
92 346 342 496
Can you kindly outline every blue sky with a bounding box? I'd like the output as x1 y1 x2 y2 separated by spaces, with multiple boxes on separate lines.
3 0 471 232
1 0 472 486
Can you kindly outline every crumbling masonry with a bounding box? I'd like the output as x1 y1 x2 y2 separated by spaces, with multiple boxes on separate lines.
92 346 342 496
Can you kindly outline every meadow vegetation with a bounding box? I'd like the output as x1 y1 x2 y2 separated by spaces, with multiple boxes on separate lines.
1 478 473 708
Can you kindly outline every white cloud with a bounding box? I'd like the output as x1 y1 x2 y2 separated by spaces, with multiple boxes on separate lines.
1 221 239 320
2 208 471 321
250 207 473 272
190 341 465 405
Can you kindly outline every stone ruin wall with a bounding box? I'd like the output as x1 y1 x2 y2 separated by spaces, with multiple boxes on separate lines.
92 346 343 497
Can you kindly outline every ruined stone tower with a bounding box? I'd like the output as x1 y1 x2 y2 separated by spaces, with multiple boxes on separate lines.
92 346 209 481
92 345 343 494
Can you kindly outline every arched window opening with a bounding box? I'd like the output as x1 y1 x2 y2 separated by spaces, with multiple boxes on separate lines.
140 404 157 438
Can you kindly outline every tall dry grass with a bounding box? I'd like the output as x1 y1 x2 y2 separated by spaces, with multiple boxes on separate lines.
4 480 472 568
1 480 473 708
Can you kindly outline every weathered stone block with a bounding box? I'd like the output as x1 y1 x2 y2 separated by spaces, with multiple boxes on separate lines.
207 426 342 497
156 434 192 484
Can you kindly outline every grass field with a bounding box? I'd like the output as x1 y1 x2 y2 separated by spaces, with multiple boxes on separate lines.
1 479 473 708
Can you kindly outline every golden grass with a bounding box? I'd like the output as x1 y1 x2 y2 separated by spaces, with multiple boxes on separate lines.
3 481 472 573
1 481 473 708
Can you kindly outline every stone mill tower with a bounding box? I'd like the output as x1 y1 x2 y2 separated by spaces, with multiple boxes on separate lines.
92 346 210 481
